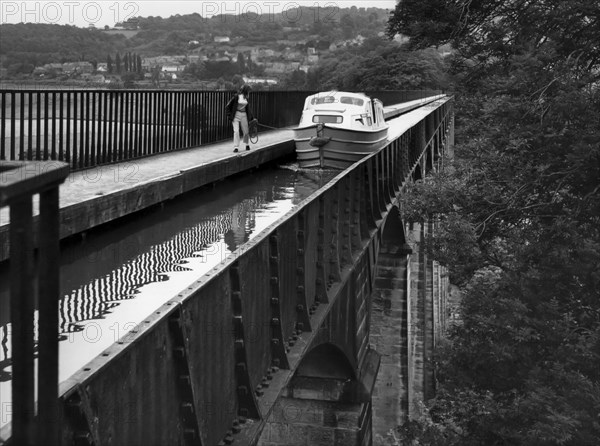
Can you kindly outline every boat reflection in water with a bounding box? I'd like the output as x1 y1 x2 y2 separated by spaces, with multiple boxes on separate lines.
0 165 336 431
294 91 389 169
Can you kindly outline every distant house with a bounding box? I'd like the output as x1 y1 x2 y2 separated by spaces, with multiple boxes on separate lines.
62 62 93 74
143 56 187 70
34 63 63 76
96 63 108 72
214 36 230 43
162 64 185 73
243 76 278 85
33 63 63 77
251 48 279 61
283 50 303 61
187 54 207 64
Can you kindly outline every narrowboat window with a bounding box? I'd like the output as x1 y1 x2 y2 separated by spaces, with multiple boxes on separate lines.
311 96 337 105
313 115 343 124
340 97 364 106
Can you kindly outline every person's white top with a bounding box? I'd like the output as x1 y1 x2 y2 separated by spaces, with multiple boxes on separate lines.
237 94 248 112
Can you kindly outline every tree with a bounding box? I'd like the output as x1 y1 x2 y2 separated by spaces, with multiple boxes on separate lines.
122 72 137 88
386 0 459 48
340 14 355 40
281 69 307 90
231 74 244 90
107 54 113 74
305 38 450 91
390 1 600 444
237 52 246 73
115 52 122 74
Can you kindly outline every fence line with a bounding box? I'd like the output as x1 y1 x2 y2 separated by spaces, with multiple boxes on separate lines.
0 89 442 171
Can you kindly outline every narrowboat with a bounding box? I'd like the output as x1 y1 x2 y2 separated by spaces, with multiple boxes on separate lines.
294 91 389 169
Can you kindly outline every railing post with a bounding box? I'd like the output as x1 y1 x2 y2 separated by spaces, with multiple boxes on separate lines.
9 195 35 446
37 186 60 446
0 160 69 446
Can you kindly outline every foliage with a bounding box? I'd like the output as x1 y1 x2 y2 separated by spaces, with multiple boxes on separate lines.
281 70 308 90
0 6 392 82
0 23 127 69
392 0 600 444
301 37 451 91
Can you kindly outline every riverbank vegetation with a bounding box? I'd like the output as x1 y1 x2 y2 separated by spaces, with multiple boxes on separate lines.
389 1 600 444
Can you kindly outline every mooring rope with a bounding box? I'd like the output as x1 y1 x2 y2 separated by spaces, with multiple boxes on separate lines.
249 120 298 144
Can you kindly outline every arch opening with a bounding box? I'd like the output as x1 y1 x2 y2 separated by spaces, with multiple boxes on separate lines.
295 343 355 380
285 343 361 404
381 205 412 256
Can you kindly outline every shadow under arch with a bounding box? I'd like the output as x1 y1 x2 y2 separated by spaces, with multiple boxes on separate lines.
412 162 423 182
380 205 412 257
262 342 379 445
285 342 377 404
295 342 356 381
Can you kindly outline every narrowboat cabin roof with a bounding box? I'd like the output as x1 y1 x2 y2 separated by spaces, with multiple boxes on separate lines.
302 91 370 110
297 91 388 133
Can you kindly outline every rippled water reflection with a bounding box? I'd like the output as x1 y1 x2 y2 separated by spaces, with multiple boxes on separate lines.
0 164 336 428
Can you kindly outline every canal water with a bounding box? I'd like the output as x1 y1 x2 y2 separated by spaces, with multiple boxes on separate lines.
0 163 338 430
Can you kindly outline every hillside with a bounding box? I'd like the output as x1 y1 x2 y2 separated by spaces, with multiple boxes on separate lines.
0 23 128 75
0 6 390 76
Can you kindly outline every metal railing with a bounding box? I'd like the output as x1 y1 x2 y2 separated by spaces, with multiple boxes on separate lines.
0 160 69 446
0 89 443 171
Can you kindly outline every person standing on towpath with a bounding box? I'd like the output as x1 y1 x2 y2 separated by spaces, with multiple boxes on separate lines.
225 84 254 153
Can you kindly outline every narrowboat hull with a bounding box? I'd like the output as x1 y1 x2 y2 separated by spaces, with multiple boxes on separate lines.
294 124 389 169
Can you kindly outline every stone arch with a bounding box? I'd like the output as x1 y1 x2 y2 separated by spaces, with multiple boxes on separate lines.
264 342 375 445
285 341 367 403
283 342 372 409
